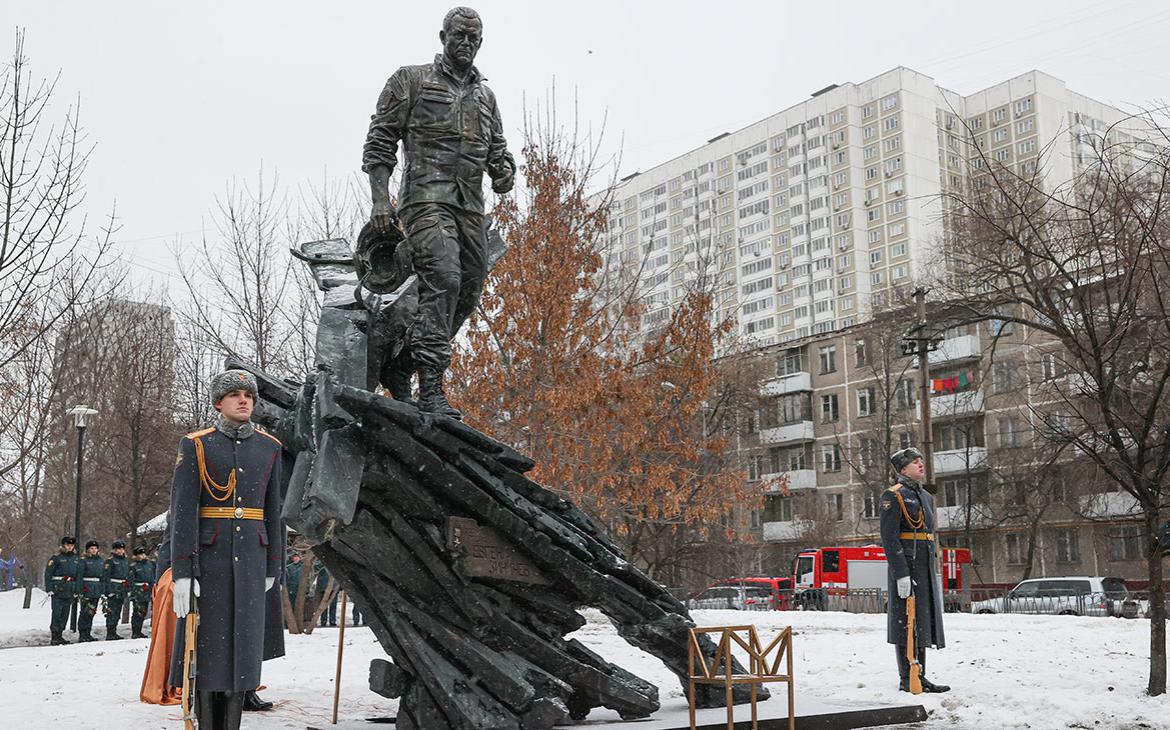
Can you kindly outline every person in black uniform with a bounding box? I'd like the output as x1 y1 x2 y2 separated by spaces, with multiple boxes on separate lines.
103 540 130 640
128 545 155 638
880 448 950 693
168 369 283 730
77 540 105 643
44 536 81 645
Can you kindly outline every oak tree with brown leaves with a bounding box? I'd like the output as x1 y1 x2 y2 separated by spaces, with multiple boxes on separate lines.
449 119 759 587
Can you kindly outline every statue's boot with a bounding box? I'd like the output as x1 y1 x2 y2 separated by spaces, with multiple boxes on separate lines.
385 348 416 405
418 368 462 419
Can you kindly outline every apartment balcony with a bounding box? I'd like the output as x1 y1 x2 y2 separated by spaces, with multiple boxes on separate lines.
759 371 812 397
933 446 987 476
762 519 812 542
759 421 816 446
929 389 984 419
760 469 817 492
928 334 981 366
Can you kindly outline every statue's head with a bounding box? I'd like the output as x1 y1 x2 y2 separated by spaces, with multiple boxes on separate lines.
440 7 483 72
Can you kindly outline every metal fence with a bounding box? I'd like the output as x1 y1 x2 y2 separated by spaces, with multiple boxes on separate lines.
969 589 1140 618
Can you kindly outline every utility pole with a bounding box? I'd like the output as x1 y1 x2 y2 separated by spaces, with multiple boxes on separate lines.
900 289 940 495
66 405 98 632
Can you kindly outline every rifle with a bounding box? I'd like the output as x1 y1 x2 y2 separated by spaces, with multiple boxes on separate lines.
181 564 200 730
905 587 923 694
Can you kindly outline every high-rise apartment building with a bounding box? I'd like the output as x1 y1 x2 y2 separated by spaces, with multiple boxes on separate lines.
601 67 1142 351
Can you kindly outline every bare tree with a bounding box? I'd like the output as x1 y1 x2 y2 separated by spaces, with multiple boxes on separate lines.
941 109 1170 694
176 167 311 379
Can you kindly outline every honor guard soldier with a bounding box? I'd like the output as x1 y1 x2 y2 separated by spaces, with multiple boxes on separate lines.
103 539 130 640
129 545 155 638
77 540 106 642
168 369 283 730
880 448 950 693
44 536 81 645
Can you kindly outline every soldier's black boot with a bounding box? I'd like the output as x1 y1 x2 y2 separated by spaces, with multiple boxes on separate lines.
917 649 950 693
243 689 274 711
417 368 462 419
106 626 122 640
895 645 911 692
78 630 95 643
195 691 220 730
223 691 245 730
50 632 70 646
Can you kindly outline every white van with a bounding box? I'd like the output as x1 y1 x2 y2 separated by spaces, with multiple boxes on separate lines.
971 576 1137 617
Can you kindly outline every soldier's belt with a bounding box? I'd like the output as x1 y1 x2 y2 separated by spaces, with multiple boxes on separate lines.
200 506 264 520
899 532 934 541
134 582 150 586
83 577 102 581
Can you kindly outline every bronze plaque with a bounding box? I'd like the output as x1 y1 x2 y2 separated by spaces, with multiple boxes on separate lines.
448 516 550 585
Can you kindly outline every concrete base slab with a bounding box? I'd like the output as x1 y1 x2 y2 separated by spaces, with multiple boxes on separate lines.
566 693 927 730
322 694 926 730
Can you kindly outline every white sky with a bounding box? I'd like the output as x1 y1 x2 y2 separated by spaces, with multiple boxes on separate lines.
11 0 1170 289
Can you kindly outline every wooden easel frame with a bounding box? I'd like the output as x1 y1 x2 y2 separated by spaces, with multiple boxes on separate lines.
687 624 794 730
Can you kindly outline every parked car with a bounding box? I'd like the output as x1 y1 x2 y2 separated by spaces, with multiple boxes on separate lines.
688 577 792 611
971 576 1138 617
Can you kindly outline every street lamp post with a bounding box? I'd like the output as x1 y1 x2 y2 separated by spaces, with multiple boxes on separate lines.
66 405 98 633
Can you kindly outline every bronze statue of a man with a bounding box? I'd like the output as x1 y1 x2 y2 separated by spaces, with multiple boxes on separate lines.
362 6 515 419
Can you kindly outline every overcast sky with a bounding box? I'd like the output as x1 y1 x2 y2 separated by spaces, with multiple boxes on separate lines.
11 0 1170 290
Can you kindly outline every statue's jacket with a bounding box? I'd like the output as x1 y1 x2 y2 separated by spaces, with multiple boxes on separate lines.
167 424 283 693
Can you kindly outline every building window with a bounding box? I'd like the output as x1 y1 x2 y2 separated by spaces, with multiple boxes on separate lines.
858 387 875 417
778 393 811 424
854 338 869 367
821 393 840 423
1006 533 1027 565
819 345 837 374
895 378 916 410
822 445 842 473
829 492 844 520
1109 526 1142 561
993 361 1019 393
863 489 882 518
774 496 793 522
748 454 766 480
1054 529 1080 563
1041 352 1069 380
996 415 1023 448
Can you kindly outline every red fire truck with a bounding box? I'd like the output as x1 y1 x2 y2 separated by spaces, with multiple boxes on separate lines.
792 544 972 612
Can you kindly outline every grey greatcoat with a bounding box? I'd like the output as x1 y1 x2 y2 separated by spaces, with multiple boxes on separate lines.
879 475 946 649
167 424 283 692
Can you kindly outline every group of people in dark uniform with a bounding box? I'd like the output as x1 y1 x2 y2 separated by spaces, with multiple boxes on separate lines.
43 536 156 645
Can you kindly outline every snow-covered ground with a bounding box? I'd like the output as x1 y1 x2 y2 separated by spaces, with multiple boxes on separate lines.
0 588 1164 729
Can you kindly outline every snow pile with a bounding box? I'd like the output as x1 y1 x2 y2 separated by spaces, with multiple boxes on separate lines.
0 596 1163 729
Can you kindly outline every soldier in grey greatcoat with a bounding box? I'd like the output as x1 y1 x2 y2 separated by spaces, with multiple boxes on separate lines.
167 370 283 730
362 6 515 418
880 448 950 693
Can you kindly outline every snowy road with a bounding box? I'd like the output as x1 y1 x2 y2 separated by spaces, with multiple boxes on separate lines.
0 589 1163 729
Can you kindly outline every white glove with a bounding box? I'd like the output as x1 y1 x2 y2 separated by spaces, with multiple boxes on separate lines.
897 576 912 599
173 577 201 618
265 577 275 592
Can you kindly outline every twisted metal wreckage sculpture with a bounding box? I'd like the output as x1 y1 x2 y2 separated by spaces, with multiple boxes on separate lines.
232 235 761 729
